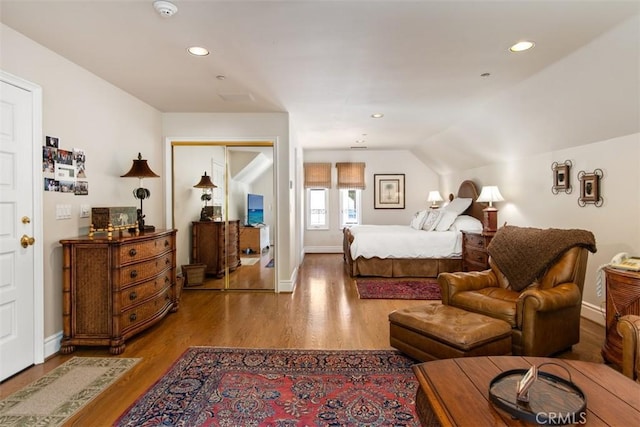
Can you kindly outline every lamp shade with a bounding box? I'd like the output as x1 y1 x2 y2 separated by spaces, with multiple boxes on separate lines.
427 191 444 203
193 171 217 188
476 186 504 207
120 153 159 178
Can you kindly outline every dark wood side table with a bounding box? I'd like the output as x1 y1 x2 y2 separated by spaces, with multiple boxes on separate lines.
461 230 494 271
413 356 640 426
602 267 640 366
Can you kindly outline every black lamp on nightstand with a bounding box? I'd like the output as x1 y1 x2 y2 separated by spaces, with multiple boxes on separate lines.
193 171 217 221
121 152 159 232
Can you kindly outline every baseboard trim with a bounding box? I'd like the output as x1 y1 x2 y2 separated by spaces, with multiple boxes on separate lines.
278 265 298 293
44 331 63 359
581 300 605 326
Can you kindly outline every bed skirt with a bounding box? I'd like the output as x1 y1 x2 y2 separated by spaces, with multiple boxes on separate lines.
343 227 462 277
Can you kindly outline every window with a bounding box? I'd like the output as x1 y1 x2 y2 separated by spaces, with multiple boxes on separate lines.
340 189 361 227
307 188 329 229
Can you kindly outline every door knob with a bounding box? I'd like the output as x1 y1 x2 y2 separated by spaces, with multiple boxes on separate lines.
20 235 35 248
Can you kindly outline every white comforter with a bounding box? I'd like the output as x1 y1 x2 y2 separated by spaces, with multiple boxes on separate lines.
348 225 462 259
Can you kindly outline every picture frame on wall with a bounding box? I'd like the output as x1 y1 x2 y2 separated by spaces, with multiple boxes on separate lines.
578 169 604 207
374 174 405 209
551 160 572 194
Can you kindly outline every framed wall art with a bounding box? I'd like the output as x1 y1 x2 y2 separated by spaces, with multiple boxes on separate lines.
578 169 603 207
374 174 405 209
551 160 572 194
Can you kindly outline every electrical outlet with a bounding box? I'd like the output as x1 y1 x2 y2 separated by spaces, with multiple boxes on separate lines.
80 204 90 218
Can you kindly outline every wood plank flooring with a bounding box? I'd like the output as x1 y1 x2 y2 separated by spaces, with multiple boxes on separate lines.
0 253 608 426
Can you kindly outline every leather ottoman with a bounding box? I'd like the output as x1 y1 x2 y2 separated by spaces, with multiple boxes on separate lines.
389 302 512 361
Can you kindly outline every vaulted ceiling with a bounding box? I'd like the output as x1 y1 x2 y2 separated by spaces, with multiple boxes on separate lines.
1 1 638 173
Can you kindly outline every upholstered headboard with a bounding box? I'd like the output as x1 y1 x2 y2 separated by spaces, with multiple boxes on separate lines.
448 180 483 222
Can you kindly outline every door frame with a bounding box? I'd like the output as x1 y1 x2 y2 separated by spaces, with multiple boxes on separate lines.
0 70 45 365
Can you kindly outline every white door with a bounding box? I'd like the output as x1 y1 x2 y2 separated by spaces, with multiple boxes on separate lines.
0 75 42 381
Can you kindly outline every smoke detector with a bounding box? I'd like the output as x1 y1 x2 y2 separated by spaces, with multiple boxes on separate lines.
153 1 178 17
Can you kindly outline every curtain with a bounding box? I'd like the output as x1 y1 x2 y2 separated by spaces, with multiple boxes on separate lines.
304 162 332 188
336 162 366 189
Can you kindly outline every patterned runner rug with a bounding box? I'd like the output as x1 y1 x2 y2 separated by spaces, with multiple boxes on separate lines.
355 278 441 300
0 357 139 427
115 347 420 426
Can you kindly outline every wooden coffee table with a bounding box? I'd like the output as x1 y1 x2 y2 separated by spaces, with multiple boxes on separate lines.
412 356 640 426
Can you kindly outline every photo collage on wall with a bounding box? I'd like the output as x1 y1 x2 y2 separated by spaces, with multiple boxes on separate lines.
43 136 88 195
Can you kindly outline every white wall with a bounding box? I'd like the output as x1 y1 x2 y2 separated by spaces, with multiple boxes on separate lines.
443 133 640 324
303 149 440 250
162 113 295 291
0 24 163 340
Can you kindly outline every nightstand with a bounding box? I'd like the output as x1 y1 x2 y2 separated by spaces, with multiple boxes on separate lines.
461 230 495 271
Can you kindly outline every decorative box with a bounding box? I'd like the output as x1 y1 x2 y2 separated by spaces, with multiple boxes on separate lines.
90 206 137 236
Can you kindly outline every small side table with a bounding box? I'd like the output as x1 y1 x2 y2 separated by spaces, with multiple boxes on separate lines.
602 267 640 366
461 230 494 271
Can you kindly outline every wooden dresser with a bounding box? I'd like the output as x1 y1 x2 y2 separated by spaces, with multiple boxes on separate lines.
239 225 270 254
60 229 178 354
192 220 240 277
461 230 494 271
602 267 640 366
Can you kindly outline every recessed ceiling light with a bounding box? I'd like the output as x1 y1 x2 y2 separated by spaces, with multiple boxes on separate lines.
371 113 384 119
187 46 210 56
509 41 535 52
480 72 491 77
216 75 226 80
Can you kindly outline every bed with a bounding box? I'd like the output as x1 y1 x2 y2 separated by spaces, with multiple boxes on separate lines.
343 180 483 277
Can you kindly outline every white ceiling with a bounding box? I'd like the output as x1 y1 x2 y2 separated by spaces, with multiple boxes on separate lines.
1 1 638 165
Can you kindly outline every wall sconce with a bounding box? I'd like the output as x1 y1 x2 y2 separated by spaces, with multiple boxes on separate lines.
121 152 159 232
427 191 444 209
476 185 504 233
193 171 217 221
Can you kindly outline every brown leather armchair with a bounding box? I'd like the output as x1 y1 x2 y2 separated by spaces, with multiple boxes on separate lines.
617 315 640 382
439 245 590 356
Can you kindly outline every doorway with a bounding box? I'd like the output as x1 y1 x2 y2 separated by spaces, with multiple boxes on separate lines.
170 141 275 291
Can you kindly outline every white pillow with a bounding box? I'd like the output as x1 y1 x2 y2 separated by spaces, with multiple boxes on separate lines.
442 197 472 216
435 210 459 232
422 210 442 231
450 215 483 232
409 210 428 230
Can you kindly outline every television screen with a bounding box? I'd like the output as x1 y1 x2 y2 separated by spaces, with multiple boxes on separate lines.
247 193 264 225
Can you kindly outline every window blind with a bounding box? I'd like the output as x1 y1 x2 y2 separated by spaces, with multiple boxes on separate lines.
336 162 366 189
304 162 332 188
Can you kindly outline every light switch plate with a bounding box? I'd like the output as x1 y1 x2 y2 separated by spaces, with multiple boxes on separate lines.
80 204 90 218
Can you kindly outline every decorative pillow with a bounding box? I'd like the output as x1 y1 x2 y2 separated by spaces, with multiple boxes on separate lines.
422 210 442 231
435 210 459 232
450 215 483 232
442 197 472 216
409 210 428 230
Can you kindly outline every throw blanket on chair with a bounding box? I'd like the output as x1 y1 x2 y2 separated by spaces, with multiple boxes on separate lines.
487 225 597 291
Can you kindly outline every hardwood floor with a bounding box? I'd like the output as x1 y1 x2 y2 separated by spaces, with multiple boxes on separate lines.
0 254 608 426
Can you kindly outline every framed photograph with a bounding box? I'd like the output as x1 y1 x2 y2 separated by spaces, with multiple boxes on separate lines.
374 174 405 209
551 160 572 194
578 169 603 207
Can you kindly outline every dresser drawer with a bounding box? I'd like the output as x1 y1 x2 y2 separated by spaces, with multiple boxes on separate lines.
121 288 172 332
119 253 173 285
121 271 172 310
464 247 488 266
120 235 173 263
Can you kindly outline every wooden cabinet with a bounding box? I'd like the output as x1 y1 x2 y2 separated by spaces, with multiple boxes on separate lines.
191 220 240 278
602 267 640 366
461 230 494 271
60 229 178 355
239 225 270 254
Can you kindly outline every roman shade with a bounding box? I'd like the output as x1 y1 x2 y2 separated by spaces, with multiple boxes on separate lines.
336 162 366 189
304 162 332 188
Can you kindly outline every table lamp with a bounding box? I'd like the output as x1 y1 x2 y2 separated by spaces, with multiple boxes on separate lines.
427 191 444 209
476 185 504 233
121 152 159 232
193 171 217 221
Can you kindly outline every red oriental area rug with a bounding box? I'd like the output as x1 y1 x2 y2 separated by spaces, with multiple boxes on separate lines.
355 278 441 300
115 348 420 426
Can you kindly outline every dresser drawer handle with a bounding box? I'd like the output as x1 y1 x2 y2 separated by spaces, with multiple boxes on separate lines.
129 291 137 301
129 313 137 322
129 248 137 257
165 276 170 284
130 270 138 279
165 258 171 265
164 240 169 247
